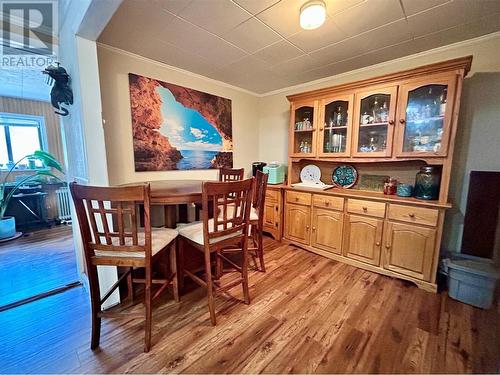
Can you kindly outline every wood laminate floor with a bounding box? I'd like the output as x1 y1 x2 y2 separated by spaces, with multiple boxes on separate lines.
0 236 498 374
0 225 78 307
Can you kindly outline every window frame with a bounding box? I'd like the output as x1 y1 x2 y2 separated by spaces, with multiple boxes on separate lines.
0 112 48 167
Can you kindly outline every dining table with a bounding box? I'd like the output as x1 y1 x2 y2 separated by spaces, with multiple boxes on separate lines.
121 179 205 225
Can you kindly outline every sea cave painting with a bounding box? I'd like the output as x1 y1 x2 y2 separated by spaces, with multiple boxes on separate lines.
128 73 233 171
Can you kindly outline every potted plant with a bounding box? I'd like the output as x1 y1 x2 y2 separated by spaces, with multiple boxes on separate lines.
0 150 64 240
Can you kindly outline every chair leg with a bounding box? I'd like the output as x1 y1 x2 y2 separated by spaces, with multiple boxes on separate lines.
144 266 153 353
215 250 223 280
169 241 180 302
88 266 102 350
204 248 217 326
257 229 266 273
178 238 185 292
127 267 134 303
241 239 251 305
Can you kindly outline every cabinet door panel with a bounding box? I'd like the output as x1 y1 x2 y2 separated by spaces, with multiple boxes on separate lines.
318 94 353 157
263 202 277 229
284 204 311 245
343 214 383 266
383 222 436 281
311 209 343 254
395 75 457 157
352 85 398 158
290 101 318 157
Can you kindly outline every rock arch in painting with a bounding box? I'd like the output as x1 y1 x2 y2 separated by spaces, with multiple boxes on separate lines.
128 73 233 171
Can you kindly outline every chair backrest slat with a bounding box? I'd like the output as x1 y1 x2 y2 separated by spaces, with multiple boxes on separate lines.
253 171 269 226
219 167 244 182
202 179 253 245
70 182 152 260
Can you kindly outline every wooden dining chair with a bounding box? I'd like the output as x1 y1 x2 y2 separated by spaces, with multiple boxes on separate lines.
177 178 253 325
219 167 244 182
69 182 179 353
221 171 268 272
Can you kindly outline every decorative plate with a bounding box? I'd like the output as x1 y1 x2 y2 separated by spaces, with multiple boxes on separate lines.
300 164 321 184
332 164 358 189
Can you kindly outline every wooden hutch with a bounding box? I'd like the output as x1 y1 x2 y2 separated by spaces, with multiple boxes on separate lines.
277 56 472 292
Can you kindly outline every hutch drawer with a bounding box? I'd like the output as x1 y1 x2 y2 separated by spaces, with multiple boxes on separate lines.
265 189 280 201
388 204 439 227
286 191 312 206
313 194 344 211
347 199 386 218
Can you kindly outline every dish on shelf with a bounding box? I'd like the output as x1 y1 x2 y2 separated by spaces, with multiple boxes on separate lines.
331 164 358 189
300 164 321 184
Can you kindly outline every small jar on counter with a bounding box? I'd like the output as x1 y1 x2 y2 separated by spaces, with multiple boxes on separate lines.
383 177 398 195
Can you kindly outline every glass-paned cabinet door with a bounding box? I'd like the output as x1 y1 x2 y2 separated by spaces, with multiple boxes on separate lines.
396 76 457 157
318 94 353 157
290 101 317 156
352 86 397 157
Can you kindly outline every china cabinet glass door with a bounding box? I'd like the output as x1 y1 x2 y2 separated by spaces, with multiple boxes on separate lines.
290 101 317 156
395 76 456 157
353 86 397 157
318 94 353 157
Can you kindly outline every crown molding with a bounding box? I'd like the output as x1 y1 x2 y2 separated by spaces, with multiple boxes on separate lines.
96 43 260 97
98 31 500 99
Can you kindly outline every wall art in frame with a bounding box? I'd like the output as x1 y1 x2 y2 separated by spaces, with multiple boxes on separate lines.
128 73 233 171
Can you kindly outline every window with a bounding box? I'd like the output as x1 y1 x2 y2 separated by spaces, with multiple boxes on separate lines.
0 113 47 169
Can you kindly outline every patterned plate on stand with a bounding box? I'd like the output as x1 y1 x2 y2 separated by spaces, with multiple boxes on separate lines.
332 165 358 189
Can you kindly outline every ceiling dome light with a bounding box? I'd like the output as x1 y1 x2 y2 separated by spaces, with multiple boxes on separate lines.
300 1 326 30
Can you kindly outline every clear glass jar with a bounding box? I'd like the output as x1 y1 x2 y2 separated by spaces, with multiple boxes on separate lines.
414 166 440 200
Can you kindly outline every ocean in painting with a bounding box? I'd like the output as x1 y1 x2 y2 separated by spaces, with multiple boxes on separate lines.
176 149 219 170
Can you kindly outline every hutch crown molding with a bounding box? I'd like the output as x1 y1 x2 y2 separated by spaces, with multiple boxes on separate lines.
280 56 473 292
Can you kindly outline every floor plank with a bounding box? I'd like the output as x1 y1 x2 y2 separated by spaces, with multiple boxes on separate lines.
0 225 78 307
0 236 498 374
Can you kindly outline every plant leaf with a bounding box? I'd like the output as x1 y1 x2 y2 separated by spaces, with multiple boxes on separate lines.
33 150 64 173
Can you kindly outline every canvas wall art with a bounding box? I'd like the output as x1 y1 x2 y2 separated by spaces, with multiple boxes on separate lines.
128 73 233 171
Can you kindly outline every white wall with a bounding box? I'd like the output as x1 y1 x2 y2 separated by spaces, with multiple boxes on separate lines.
257 33 500 254
97 45 260 185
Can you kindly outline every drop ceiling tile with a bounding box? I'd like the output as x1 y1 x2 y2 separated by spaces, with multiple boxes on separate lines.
177 0 252 36
351 19 412 54
308 38 366 68
154 0 193 15
233 0 281 15
223 17 282 54
400 0 450 16
269 54 317 76
256 0 304 37
253 40 303 65
158 16 248 67
407 1 468 37
325 0 365 17
99 1 175 44
288 19 347 53
412 12 500 52
334 0 405 37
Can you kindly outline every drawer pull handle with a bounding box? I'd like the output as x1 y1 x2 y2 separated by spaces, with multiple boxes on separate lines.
295 197 299 201
306 225 310 231
385 244 391 249
408 213 415 218
376 241 381 246
362 206 368 211
312 226 316 231
325 201 330 206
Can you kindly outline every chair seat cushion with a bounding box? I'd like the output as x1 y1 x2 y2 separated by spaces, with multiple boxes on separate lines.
94 228 178 258
177 219 242 245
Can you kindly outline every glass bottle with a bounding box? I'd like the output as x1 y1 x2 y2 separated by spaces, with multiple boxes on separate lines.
380 101 388 122
336 106 343 126
414 166 440 200
299 141 304 153
439 89 447 116
373 97 379 122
